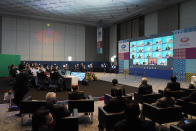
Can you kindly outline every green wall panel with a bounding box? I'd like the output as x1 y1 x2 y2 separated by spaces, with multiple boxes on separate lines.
0 54 20 77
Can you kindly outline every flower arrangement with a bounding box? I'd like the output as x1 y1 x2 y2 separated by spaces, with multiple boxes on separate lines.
85 72 97 81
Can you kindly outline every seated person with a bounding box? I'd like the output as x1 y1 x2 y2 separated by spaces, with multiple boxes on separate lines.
180 91 196 103
152 88 175 108
189 76 196 89
138 77 153 95
111 79 125 96
32 108 55 131
166 75 181 91
176 119 196 131
68 85 85 100
45 92 70 120
114 103 156 131
104 88 126 113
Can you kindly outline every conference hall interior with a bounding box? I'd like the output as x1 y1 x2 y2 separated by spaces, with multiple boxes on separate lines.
0 0 196 131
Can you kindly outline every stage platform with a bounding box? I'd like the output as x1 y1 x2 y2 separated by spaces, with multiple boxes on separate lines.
95 72 189 93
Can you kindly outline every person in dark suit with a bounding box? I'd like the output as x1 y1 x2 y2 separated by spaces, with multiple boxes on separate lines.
45 92 70 121
114 103 156 131
104 88 126 113
111 79 125 96
68 85 85 100
138 77 153 95
152 88 175 108
166 75 181 91
13 64 29 116
181 91 196 103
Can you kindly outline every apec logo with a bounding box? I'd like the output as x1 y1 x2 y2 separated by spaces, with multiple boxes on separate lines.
180 37 190 42
121 44 126 49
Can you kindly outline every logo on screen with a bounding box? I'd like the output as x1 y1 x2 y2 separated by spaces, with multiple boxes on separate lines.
121 44 126 49
180 37 190 42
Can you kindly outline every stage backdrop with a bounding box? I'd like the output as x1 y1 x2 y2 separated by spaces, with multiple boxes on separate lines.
173 26 196 82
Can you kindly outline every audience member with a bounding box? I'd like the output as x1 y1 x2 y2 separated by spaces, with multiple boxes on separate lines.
68 85 85 100
166 75 180 91
138 77 153 95
152 88 175 108
111 79 125 96
189 76 196 89
180 91 196 103
104 88 126 113
32 108 55 131
176 119 196 131
114 103 156 131
45 92 70 120
12 64 29 116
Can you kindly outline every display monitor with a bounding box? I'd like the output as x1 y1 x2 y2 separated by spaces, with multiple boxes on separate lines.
130 35 173 66
71 72 86 81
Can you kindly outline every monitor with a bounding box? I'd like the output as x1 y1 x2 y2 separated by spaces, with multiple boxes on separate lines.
70 72 86 81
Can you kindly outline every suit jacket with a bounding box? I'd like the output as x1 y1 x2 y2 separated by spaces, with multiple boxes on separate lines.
103 97 126 113
114 118 156 131
48 104 70 121
153 97 175 108
68 91 85 100
181 91 196 102
166 82 180 91
138 84 153 95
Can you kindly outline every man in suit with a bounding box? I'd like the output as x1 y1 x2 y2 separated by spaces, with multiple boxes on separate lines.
152 88 175 108
111 79 125 96
138 77 153 95
68 85 85 100
166 75 181 91
45 92 70 121
104 88 126 113
114 103 156 131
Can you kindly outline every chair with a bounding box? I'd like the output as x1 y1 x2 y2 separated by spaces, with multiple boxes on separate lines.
134 92 162 104
54 109 79 131
176 99 196 116
142 103 182 124
170 125 184 131
158 89 187 99
20 100 47 125
68 95 94 122
104 94 132 105
98 106 125 131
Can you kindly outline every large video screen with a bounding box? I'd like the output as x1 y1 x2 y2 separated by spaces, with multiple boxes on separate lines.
130 35 173 66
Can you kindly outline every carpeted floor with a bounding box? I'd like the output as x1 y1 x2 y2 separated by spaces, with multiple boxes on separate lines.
0 77 138 103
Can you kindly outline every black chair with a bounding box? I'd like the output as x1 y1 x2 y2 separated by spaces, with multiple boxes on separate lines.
55 109 79 131
134 92 162 104
20 100 47 125
177 99 196 116
64 77 72 91
104 94 132 105
142 103 183 125
158 89 187 99
170 125 184 131
98 106 125 131
68 96 94 122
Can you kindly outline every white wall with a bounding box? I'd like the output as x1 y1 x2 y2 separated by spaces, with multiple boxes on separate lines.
144 12 158 36
109 24 117 60
180 0 196 29
2 16 85 61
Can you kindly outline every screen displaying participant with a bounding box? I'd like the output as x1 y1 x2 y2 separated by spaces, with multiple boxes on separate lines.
148 58 157 65
157 59 167 66
129 35 173 66
145 52 152 59
153 45 162 52
162 51 173 58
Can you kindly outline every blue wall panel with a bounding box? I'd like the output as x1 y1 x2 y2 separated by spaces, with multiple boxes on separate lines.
130 68 173 79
